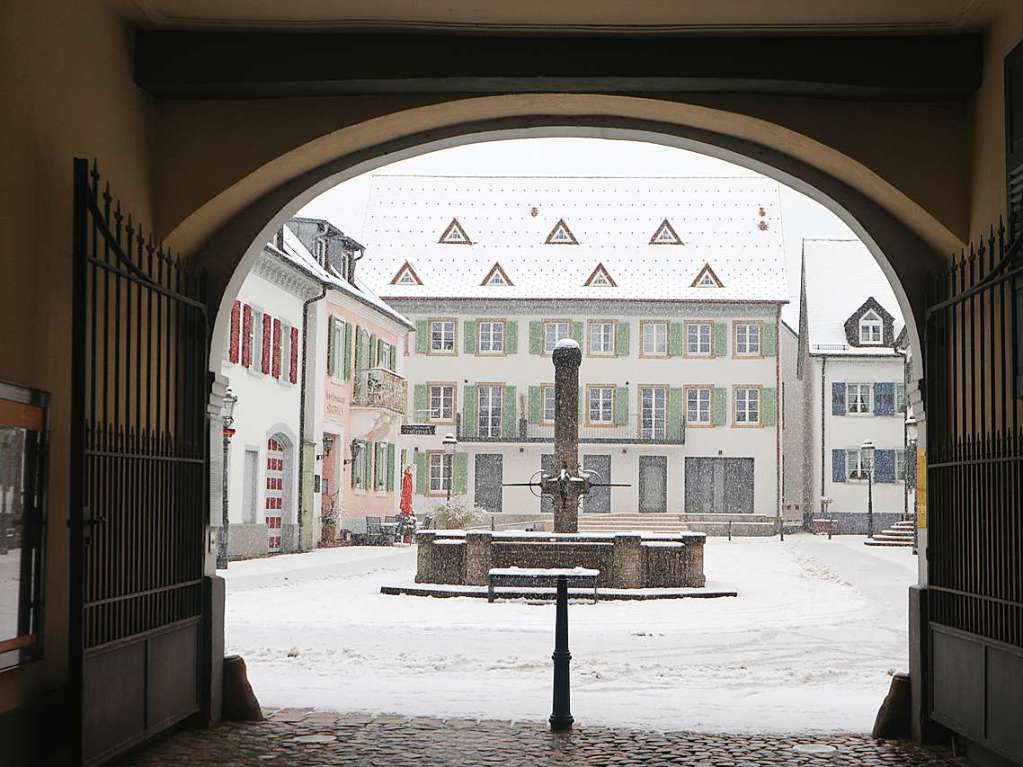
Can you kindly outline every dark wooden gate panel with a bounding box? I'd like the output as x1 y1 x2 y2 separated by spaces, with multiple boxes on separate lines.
71 159 210 765
925 221 1023 763
474 454 503 513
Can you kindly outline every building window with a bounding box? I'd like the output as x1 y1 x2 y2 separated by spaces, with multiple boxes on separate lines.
642 321 668 357
589 321 615 355
686 387 712 425
686 322 712 356
847 383 873 415
735 323 761 356
542 385 556 422
479 321 505 354
352 440 368 490
846 448 869 481
544 321 571 353
735 387 761 425
896 449 907 482
429 452 452 494
640 386 667 439
429 385 455 422
859 311 883 345
374 443 388 491
478 384 503 438
588 386 614 424
314 238 327 265
896 382 907 412
430 320 456 353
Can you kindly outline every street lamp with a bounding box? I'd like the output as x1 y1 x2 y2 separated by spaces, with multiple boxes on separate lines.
443 432 457 502
861 438 876 539
217 389 238 569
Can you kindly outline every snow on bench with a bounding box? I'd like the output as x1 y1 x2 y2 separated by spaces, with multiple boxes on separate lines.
487 567 600 603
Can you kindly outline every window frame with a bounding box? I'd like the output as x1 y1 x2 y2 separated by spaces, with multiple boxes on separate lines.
734 322 762 357
640 320 669 358
352 439 369 491
733 385 762 427
847 382 873 415
639 384 668 440
587 320 616 356
684 385 713 426
477 383 504 439
685 321 713 358
586 384 616 426
543 320 572 354
427 451 454 496
541 384 556 424
477 319 506 355
859 311 884 345
427 382 456 423
374 442 389 493
846 448 870 482
428 318 458 355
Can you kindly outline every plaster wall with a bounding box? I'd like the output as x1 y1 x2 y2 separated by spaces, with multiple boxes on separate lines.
779 323 804 512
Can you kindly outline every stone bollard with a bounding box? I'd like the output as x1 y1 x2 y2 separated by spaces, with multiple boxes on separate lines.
222 655 263 721
685 536 707 588
464 531 493 586
612 534 643 588
415 530 436 583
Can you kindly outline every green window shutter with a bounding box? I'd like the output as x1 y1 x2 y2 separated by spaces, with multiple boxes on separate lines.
387 342 397 371
453 453 469 495
502 385 517 436
464 320 478 354
570 321 584 345
713 322 728 357
351 440 362 488
414 384 428 421
505 320 518 354
462 385 479 437
762 387 777 426
528 386 541 424
327 316 338 376
762 323 777 356
386 443 396 491
415 451 428 494
343 321 353 380
668 387 684 440
368 333 378 367
353 326 364 372
615 322 630 356
529 321 543 354
415 320 429 354
613 386 629 426
669 322 684 357
712 387 728 426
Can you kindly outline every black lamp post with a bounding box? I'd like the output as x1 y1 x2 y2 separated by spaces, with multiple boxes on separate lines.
443 432 457 502
217 389 237 569
861 438 876 539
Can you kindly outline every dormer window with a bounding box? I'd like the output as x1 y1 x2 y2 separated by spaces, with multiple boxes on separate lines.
314 238 327 266
859 311 883 345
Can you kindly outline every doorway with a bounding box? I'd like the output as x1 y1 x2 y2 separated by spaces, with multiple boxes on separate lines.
638 455 667 513
474 454 503 513
583 454 611 513
684 457 755 515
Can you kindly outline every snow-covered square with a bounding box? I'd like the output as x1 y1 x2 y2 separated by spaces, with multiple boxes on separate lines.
222 534 915 734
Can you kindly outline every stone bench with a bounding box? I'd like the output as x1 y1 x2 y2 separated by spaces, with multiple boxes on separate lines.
487 567 600 604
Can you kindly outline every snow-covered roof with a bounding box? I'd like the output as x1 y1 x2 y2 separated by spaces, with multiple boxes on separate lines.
357 175 789 303
270 224 414 329
798 239 905 357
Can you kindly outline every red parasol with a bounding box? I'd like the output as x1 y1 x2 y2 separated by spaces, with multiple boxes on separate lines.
399 465 414 518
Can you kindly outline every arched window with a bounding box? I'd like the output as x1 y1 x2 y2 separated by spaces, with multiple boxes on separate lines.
859 311 883 345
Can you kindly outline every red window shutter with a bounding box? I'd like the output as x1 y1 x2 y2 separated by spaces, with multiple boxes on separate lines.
229 301 241 363
290 326 299 384
262 314 272 373
242 304 253 367
272 319 282 378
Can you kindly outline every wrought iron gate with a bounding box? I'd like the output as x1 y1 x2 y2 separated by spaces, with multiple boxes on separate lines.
925 221 1023 762
70 159 210 765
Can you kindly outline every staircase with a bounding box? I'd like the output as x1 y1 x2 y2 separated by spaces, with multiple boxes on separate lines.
863 519 915 548
576 513 779 536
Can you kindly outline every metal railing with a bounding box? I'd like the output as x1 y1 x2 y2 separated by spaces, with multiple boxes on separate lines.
352 366 407 414
456 413 685 444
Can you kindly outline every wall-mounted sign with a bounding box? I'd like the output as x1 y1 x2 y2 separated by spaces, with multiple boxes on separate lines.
401 424 436 436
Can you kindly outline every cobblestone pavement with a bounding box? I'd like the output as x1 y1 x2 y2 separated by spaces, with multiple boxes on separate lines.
122 709 967 766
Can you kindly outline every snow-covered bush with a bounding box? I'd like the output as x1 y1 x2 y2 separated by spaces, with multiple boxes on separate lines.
431 501 486 530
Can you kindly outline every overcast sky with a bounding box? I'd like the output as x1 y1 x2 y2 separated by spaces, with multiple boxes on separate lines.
298 137 864 318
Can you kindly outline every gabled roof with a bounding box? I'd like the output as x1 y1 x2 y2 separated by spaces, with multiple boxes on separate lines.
358 176 789 302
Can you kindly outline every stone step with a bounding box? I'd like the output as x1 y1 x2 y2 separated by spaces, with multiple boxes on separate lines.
864 538 914 547
683 522 779 537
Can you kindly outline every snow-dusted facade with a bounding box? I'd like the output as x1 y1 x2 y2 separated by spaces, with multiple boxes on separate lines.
790 239 911 534
358 176 788 526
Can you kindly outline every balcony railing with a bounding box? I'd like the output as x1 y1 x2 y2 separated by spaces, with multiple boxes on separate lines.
455 413 685 445
352 367 407 414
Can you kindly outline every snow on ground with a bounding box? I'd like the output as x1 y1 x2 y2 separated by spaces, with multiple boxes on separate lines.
222 534 916 734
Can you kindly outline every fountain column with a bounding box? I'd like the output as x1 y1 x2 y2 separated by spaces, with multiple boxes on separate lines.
548 339 587 534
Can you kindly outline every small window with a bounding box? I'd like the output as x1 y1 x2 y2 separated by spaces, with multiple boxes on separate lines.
374 443 389 492
482 263 512 286
692 263 723 288
430 320 456 354
859 311 883 345
391 262 422 286
429 385 455 422
589 321 615 355
429 452 453 494
478 321 505 354
847 383 873 415
542 385 556 422
588 386 614 424
642 322 668 357
439 218 472 245
735 323 761 356
543 321 571 353
846 448 869 481
478 385 503 438
896 449 907 482
545 219 579 245
352 440 369 490
584 263 617 287
735 387 760 425
686 322 712 356
687 387 712 425
314 238 327 265
640 386 667 440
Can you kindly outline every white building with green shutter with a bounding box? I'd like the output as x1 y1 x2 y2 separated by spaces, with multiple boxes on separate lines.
357 175 788 529
790 239 911 534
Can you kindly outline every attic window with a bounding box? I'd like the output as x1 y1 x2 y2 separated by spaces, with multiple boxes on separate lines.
545 219 579 245
584 263 617 287
439 218 472 245
691 263 723 289
390 261 423 286
649 219 683 245
314 238 327 265
859 310 883 345
481 263 513 286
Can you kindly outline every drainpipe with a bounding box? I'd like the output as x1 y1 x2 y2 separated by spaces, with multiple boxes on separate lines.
297 283 328 551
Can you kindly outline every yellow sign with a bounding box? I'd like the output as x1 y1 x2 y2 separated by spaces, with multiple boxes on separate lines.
916 449 927 529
